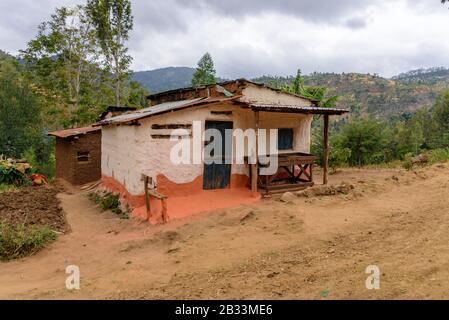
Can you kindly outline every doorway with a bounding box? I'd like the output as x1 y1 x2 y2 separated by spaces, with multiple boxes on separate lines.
203 121 233 190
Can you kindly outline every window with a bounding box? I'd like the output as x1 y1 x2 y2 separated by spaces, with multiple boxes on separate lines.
77 151 90 162
278 128 294 150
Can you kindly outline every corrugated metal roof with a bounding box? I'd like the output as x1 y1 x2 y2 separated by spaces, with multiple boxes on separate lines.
96 98 204 125
96 97 239 126
250 104 349 115
48 126 100 138
95 97 348 127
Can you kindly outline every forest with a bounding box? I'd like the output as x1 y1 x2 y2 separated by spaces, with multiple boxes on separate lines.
0 1 148 179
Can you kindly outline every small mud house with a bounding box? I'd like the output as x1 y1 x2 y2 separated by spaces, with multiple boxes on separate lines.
95 79 348 223
49 107 137 185
49 126 102 185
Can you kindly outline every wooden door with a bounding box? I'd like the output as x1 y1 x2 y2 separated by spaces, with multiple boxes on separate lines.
203 121 233 190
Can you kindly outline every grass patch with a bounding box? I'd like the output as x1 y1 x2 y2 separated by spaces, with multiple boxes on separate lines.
88 191 129 219
400 148 449 170
426 148 449 164
363 160 404 169
0 184 17 193
0 222 57 261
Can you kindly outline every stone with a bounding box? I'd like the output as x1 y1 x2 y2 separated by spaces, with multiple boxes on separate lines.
280 192 297 202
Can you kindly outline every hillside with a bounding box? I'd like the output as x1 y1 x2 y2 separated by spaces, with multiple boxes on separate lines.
392 67 449 85
253 69 449 118
132 66 227 93
0 49 15 61
132 67 196 93
133 66 449 117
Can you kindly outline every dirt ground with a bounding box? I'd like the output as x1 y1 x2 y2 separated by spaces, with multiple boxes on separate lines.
1 164 449 299
0 185 68 233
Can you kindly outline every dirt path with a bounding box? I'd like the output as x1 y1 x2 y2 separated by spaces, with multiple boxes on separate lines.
1 164 449 299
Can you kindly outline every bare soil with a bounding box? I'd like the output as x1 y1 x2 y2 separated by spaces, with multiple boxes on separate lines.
0 185 68 233
1 164 449 299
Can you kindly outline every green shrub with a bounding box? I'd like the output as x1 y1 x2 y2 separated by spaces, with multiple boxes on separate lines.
402 153 414 170
99 193 120 211
88 192 129 219
329 147 351 173
0 222 57 261
0 162 31 186
0 184 17 193
426 148 449 164
22 147 55 180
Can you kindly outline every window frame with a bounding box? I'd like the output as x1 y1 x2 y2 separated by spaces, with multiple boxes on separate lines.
277 128 294 151
77 151 90 163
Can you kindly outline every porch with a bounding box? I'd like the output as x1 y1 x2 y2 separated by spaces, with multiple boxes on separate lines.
247 152 319 194
243 103 349 195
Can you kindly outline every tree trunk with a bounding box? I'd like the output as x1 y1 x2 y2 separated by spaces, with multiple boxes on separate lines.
114 54 120 106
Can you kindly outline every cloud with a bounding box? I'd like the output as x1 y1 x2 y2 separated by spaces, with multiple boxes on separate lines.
173 0 377 25
0 0 84 54
1 0 449 79
344 17 367 29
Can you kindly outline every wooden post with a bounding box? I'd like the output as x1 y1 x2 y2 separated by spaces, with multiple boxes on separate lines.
251 111 260 193
323 114 329 185
144 176 151 219
161 199 168 223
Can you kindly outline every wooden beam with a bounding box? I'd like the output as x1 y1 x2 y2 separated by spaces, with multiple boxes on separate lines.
323 114 329 185
251 111 260 193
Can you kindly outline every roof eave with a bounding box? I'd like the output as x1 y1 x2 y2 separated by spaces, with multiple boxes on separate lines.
248 104 349 116
95 96 243 126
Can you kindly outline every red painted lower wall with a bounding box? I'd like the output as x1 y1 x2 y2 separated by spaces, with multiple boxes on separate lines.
101 173 253 223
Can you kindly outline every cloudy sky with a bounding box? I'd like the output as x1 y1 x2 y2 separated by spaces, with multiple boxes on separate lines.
0 0 448 78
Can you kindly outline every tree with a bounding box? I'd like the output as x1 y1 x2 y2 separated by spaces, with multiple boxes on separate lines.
87 0 133 107
429 90 449 148
393 120 424 158
0 59 43 158
282 70 339 108
333 118 387 166
191 53 217 87
21 5 110 127
127 80 149 108
310 122 351 172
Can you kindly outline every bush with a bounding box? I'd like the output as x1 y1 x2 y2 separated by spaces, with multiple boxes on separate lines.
425 148 449 164
88 192 129 219
0 222 57 261
402 153 414 170
22 147 55 180
329 147 351 173
0 184 17 193
0 159 32 186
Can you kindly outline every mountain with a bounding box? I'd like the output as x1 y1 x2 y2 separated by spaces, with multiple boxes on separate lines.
254 69 449 118
0 49 15 60
392 67 449 85
132 66 227 94
130 66 449 118
132 67 196 94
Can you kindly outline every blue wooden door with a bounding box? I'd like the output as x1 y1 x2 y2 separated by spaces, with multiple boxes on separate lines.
203 121 233 190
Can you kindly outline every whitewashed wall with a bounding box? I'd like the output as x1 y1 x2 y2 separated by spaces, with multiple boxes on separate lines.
102 85 314 195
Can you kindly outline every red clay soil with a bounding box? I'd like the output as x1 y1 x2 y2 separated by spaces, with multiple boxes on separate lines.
0 185 68 233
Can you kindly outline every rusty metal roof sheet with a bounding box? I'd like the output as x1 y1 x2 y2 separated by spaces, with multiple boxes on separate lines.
95 96 240 126
249 104 349 115
48 126 101 138
147 78 319 103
